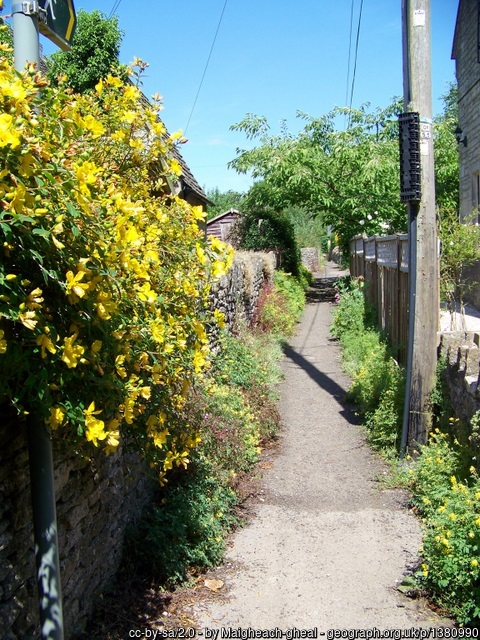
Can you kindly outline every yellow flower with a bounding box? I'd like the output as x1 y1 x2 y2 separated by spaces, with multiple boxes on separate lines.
18 310 37 330
115 355 127 379
84 402 107 446
196 243 207 265
211 259 228 279
36 333 57 358
214 309 226 329
471 559 479 568
123 397 135 424
95 290 117 320
153 121 166 136
137 282 157 304
105 421 120 454
150 319 165 343
129 136 144 151
163 450 174 471
26 287 43 310
47 405 66 430
61 334 85 368
105 74 123 87
0 113 21 148
169 159 182 176
65 270 89 302
0 329 6 354
81 114 105 138
121 110 137 124
91 340 102 353
74 160 101 193
151 429 169 448
123 85 140 101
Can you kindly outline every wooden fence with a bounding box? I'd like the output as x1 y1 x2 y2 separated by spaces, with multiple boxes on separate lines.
349 234 409 363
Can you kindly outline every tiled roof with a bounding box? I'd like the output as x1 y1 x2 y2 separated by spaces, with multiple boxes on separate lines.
11 24 210 207
137 90 211 207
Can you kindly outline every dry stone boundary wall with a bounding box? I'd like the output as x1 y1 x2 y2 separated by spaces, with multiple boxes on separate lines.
0 251 275 638
438 331 480 461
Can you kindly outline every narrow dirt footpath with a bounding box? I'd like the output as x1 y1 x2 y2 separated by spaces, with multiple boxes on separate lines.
193 264 451 632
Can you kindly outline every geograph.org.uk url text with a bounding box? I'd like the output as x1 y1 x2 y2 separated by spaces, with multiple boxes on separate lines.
128 628 477 640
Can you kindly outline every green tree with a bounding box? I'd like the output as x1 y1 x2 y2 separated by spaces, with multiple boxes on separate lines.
434 82 459 212
47 10 125 93
234 202 301 276
206 188 245 221
229 100 406 256
0 16 13 65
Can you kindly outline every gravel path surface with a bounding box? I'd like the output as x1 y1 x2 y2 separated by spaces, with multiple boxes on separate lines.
193 264 452 633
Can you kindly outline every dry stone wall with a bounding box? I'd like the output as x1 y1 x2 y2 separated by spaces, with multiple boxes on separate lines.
438 331 480 466
0 406 155 638
0 250 275 638
300 248 320 273
210 251 276 336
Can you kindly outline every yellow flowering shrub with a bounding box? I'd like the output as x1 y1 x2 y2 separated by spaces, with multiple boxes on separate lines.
410 430 480 624
0 50 233 476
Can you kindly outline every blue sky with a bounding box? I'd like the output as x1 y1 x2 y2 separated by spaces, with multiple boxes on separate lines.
4 1 459 194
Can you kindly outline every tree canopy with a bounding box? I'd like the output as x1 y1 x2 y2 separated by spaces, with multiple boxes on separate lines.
229 101 406 255
47 10 125 93
433 82 459 213
206 188 244 220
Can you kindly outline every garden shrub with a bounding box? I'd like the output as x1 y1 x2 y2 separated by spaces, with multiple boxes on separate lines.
130 326 283 586
255 271 305 338
0 48 232 477
409 430 480 625
331 277 404 452
235 207 301 276
131 456 238 587
331 273 480 624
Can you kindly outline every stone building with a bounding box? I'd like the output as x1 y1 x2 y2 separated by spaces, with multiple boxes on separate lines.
452 0 480 307
452 0 480 222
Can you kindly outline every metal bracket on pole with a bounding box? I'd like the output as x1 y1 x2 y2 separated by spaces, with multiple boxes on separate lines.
12 2 40 15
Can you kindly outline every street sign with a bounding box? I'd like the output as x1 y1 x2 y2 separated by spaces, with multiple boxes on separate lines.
38 0 76 51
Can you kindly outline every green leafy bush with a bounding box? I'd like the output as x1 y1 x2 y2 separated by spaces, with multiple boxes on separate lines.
330 277 368 339
131 327 283 586
131 457 238 586
254 271 305 338
331 278 404 452
236 207 301 276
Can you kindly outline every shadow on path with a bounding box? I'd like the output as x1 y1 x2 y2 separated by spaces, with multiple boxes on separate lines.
282 344 359 427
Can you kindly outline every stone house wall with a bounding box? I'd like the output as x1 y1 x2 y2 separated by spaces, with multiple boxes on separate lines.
0 251 275 638
452 0 480 308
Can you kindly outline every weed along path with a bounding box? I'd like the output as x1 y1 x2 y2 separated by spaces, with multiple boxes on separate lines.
193 263 452 633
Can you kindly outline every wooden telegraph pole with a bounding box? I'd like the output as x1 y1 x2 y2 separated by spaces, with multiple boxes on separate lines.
400 0 439 452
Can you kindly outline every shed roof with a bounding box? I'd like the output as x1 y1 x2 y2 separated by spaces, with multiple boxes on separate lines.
206 208 241 226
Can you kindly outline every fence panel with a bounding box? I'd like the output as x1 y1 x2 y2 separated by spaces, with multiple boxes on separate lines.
349 234 409 363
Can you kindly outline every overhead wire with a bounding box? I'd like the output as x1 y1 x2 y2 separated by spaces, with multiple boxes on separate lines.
345 0 355 113
184 0 229 136
108 0 123 19
347 0 364 129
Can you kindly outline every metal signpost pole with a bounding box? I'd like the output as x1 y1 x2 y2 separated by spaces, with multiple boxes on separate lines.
12 3 65 638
